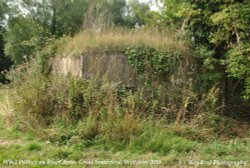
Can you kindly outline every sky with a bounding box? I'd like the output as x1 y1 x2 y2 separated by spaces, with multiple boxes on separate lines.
7 0 163 19
130 0 163 11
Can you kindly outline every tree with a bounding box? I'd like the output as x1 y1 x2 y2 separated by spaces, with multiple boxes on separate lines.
4 0 136 65
125 0 158 27
4 0 90 64
159 0 195 31
0 0 12 83
4 16 49 64
83 0 127 29
159 0 250 113
12 0 89 36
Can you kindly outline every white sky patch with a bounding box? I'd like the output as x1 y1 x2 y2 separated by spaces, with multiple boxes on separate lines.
137 0 163 11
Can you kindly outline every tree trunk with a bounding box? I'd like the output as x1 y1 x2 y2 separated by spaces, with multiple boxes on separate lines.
51 0 56 35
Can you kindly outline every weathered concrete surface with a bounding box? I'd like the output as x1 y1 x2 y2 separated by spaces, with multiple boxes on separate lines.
52 56 83 77
51 52 197 94
51 52 138 87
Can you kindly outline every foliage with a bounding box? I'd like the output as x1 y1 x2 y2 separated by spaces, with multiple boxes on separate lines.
9 0 89 36
193 45 221 93
160 0 197 31
244 76 250 99
6 64 182 152
158 0 250 108
3 0 146 67
0 0 12 83
0 29 12 83
189 0 250 99
125 0 159 27
8 0 136 35
84 0 127 28
223 43 250 79
0 0 7 25
35 37 57 75
4 16 50 64
125 47 179 76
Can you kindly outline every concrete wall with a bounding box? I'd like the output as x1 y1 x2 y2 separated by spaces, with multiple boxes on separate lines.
51 52 197 91
52 56 83 77
51 52 138 87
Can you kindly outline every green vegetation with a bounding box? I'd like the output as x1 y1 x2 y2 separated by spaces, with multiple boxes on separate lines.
1 53 248 166
0 105 249 167
160 0 250 111
0 0 249 167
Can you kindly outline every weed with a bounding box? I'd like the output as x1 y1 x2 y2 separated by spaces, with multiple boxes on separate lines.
52 148 73 159
27 143 42 151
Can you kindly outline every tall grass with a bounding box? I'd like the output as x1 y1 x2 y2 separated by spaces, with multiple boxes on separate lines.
56 28 189 57
6 66 249 155
0 89 6 103
5 63 201 154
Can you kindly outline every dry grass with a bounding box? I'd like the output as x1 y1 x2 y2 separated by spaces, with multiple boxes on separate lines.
0 89 14 127
56 28 188 57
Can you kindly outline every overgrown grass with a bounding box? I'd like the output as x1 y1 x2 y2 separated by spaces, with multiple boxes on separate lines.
2 71 249 167
0 118 249 168
0 88 6 103
56 28 189 57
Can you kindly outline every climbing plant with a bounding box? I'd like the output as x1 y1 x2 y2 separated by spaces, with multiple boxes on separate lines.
125 47 180 77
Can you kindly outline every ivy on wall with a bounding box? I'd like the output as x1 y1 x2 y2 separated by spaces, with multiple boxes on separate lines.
125 47 180 77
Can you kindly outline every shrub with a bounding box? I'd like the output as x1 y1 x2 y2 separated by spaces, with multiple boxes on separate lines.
8 72 52 126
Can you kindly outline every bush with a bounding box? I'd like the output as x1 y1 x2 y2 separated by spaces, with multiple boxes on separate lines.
9 72 52 126
4 16 51 65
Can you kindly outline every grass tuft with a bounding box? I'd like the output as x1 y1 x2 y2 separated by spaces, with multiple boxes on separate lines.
27 143 42 151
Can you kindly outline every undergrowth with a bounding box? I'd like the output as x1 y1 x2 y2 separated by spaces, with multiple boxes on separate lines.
3 62 249 157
